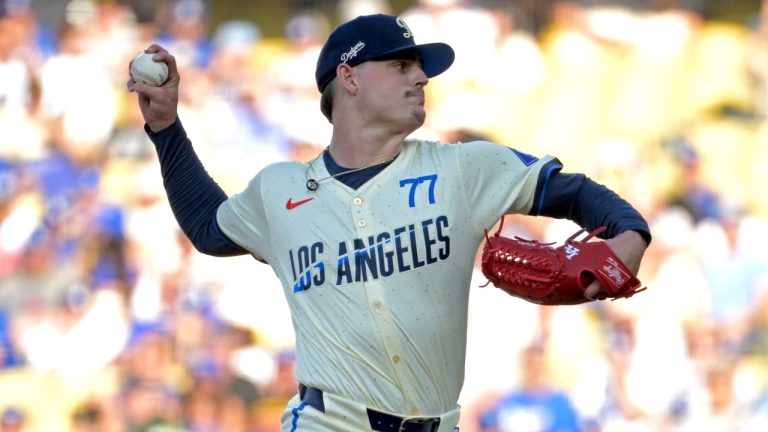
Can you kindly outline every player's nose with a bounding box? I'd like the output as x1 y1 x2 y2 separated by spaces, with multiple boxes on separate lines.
413 66 428 87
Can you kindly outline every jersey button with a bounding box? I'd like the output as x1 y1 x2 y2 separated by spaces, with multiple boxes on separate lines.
353 197 363 206
357 219 367 228
392 355 400 364
372 300 382 309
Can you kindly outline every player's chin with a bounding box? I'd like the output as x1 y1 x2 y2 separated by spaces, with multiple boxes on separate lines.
410 107 426 126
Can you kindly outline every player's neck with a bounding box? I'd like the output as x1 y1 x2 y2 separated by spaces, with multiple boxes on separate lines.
328 126 407 168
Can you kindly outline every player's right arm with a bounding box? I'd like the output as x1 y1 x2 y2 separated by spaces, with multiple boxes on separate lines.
128 45 247 257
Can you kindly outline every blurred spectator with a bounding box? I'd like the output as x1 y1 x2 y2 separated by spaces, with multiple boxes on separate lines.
0 10 48 162
697 211 768 355
206 19 296 188
156 0 213 69
0 406 24 432
0 227 82 312
88 3 146 82
675 356 754 432
70 174 133 294
0 15 32 112
0 0 57 72
477 342 581 432
664 135 723 223
209 19 261 102
261 9 331 148
39 20 116 161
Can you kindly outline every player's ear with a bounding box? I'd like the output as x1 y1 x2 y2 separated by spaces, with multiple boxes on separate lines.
336 63 358 95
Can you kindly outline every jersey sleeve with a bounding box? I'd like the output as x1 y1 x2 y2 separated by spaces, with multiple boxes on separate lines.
216 170 271 262
454 141 560 231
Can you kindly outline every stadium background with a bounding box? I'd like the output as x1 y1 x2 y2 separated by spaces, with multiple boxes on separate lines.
1 0 768 431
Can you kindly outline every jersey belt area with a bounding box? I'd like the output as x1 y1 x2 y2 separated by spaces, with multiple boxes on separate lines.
299 384 442 432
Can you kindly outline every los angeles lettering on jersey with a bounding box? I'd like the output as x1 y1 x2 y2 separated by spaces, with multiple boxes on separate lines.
289 216 450 292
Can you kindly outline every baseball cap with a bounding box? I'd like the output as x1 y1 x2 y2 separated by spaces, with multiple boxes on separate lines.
315 14 455 92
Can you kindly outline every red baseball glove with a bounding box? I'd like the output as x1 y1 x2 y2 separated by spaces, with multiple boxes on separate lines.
481 218 645 305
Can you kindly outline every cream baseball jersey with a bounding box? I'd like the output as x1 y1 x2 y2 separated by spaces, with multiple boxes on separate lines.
217 139 557 416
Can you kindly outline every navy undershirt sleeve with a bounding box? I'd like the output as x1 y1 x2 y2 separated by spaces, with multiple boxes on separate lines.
146 118 248 256
530 168 652 245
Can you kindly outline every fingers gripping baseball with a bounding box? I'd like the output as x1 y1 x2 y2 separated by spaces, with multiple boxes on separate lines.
127 44 180 132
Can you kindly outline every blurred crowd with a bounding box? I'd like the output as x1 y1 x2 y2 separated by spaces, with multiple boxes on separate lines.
0 0 767 431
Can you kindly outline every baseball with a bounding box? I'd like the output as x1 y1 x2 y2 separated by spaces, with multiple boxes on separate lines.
130 52 169 86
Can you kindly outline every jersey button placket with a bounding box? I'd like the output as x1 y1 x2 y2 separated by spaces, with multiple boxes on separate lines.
352 195 405 401
352 196 367 230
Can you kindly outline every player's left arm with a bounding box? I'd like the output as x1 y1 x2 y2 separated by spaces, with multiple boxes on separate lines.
531 169 651 297
530 169 651 244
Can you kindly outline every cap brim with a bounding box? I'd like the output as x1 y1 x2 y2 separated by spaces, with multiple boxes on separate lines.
374 42 455 78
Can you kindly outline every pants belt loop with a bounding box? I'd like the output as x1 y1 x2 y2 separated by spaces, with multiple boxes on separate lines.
298 383 325 413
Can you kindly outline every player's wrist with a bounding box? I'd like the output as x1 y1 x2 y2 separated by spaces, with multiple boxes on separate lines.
147 116 177 133
619 229 650 249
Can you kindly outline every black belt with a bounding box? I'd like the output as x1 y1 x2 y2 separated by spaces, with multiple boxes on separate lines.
299 384 441 432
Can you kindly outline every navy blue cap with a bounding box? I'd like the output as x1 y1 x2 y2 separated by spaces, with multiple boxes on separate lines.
315 14 455 92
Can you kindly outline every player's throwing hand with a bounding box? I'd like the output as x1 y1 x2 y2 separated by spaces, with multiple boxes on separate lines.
127 44 179 132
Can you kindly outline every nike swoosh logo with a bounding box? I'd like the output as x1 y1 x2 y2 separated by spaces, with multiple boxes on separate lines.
286 197 314 210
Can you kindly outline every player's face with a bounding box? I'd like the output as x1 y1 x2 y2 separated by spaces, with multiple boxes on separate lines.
356 54 429 132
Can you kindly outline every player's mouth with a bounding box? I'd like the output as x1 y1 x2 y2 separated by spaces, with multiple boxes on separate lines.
406 91 425 105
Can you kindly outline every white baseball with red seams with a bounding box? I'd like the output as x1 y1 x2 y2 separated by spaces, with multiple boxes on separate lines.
130 53 168 86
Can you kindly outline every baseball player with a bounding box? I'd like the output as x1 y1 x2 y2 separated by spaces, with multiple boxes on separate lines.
128 14 650 432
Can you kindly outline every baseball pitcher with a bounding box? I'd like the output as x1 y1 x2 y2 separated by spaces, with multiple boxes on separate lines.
128 14 650 432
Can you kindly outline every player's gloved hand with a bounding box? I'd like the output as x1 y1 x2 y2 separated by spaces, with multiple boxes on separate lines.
583 230 646 300
480 218 647 305
127 44 179 132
